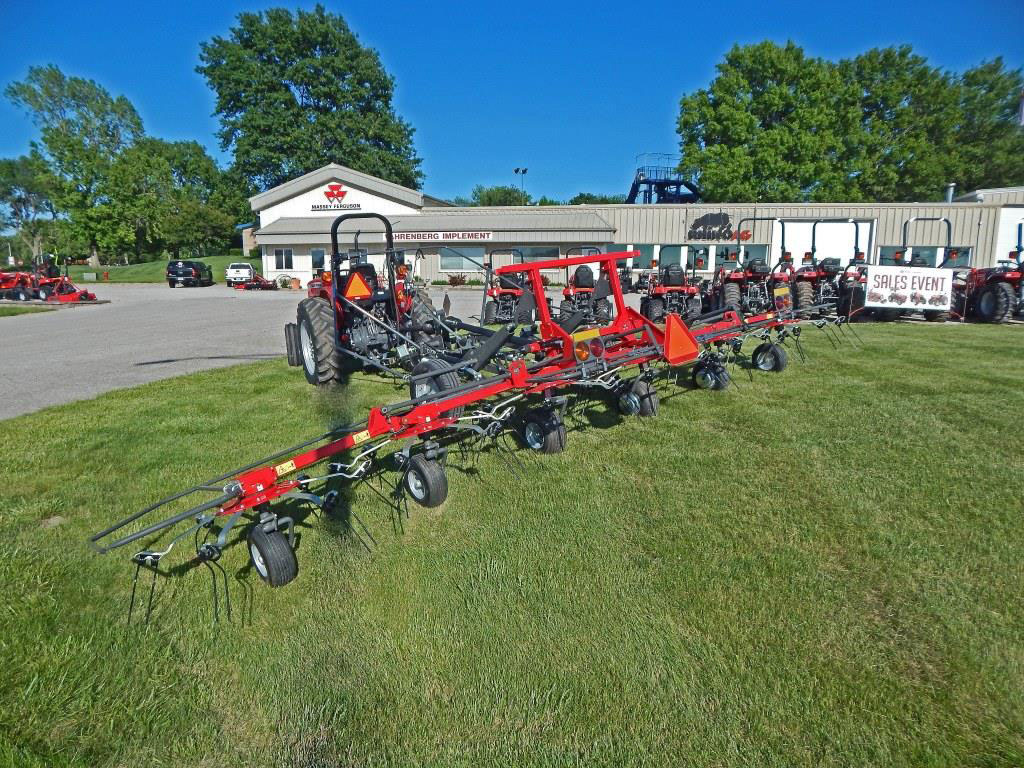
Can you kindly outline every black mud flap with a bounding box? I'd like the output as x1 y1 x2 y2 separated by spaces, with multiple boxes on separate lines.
285 323 300 367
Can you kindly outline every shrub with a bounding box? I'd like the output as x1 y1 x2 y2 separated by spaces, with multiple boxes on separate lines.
447 273 467 286
541 275 551 287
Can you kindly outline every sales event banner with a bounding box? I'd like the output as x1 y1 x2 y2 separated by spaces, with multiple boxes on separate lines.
865 265 952 311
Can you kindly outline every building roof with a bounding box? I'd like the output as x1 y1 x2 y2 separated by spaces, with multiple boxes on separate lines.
953 186 1024 204
258 210 614 236
248 163 425 211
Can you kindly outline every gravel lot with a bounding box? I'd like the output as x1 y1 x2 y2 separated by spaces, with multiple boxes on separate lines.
0 283 590 420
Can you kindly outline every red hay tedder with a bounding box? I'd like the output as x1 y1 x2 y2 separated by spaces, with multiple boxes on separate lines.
92 213 853 620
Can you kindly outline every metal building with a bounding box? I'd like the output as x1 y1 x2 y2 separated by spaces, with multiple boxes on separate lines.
251 164 1024 287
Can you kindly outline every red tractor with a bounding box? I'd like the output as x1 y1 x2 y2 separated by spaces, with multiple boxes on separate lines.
639 254 704 324
559 247 615 325
709 217 792 315
482 248 536 324
792 219 865 318
34 274 96 302
946 220 1022 323
285 214 441 384
0 271 36 301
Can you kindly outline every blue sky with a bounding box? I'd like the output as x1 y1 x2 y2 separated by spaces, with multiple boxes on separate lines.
1 0 1021 201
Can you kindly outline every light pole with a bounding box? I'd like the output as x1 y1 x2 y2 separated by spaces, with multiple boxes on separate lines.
513 167 528 201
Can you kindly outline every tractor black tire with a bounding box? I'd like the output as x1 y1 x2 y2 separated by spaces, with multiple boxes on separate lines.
248 526 298 587
874 308 902 322
297 297 345 385
168 280 176 288
838 285 868 321
631 378 659 417
794 281 814 318
924 310 950 323
514 299 534 324
522 410 567 454
594 298 612 324
36 287 50 301
559 300 573 323
483 300 497 324
409 357 463 418
646 298 665 323
752 342 788 372
404 454 448 508
973 282 1013 323
722 283 742 312
686 296 702 324
284 322 300 366
410 292 442 347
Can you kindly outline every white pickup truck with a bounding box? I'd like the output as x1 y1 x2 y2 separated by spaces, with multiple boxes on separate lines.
225 262 255 286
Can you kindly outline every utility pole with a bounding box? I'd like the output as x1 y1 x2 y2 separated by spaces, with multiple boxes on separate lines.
514 167 528 201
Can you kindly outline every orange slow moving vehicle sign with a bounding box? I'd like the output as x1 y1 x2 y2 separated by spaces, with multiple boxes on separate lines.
344 271 372 300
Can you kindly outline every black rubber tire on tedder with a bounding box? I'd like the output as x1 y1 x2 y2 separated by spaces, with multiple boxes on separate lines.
404 454 448 508
722 283 742 312
297 296 345 385
794 281 814 318
248 526 298 587
522 409 567 454
631 378 659 417
752 342 788 372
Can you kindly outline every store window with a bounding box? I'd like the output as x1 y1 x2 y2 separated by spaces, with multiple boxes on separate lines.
311 248 325 271
274 248 293 270
943 248 971 268
513 246 560 263
633 244 656 270
659 245 683 267
908 246 939 267
739 244 768 263
440 246 485 272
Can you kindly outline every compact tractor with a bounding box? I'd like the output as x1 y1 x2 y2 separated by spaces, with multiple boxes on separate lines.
482 249 536 324
0 270 35 301
559 247 615 325
946 219 1022 323
639 253 704 324
709 218 793 314
792 219 866 318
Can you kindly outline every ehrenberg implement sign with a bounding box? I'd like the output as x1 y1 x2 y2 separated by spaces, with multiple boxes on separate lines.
393 232 493 242
865 265 952 311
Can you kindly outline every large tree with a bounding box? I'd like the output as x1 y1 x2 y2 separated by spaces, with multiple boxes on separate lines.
452 185 531 206
6 65 144 264
0 152 57 260
678 42 1024 202
197 5 422 192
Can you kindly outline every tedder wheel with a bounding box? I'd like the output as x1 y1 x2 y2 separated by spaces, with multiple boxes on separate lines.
794 281 814 318
631 378 659 417
924 310 950 322
752 342 788 372
297 297 345 385
404 454 448 508
522 410 567 454
248 525 298 587
483 300 497 324
691 361 729 391
409 357 464 418
646 298 665 323
973 283 1013 323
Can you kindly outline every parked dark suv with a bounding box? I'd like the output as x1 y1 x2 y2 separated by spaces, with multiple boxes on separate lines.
166 260 214 288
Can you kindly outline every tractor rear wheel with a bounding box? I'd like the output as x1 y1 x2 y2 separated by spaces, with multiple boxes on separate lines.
594 298 612 324
522 410 567 454
515 299 534 324
924 310 950 322
248 526 298 587
631 378 659 417
559 300 573 323
297 297 345 385
646 298 665 323
686 296 702 324
404 454 448 508
409 357 463 418
410 292 442 347
483 300 497 324
722 283 742 312
974 282 1012 323
752 342 788 372
794 281 814 318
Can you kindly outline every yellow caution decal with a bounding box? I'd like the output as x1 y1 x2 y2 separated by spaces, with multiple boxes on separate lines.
352 429 371 446
571 328 600 342
274 460 296 477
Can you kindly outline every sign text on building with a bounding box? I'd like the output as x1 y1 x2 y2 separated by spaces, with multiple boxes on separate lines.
864 265 952 311
393 231 494 242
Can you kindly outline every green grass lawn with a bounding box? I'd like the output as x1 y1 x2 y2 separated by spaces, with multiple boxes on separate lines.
1 323 1022 766
66 254 261 284
0 305 55 317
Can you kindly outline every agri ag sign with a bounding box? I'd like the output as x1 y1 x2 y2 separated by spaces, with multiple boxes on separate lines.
865 265 952 311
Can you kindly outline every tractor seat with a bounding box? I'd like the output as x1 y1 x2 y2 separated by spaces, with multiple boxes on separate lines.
661 263 685 287
746 258 770 275
909 255 929 267
819 258 841 275
572 265 595 289
498 274 520 291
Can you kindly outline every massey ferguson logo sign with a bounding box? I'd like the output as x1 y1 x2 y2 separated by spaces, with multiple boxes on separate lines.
687 213 751 242
311 183 361 211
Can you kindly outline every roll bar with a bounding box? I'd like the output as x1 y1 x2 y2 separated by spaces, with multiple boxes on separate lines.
808 219 861 267
329 213 399 330
735 217 784 269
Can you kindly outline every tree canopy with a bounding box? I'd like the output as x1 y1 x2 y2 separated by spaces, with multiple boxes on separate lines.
678 42 1024 202
197 4 422 193
452 185 532 207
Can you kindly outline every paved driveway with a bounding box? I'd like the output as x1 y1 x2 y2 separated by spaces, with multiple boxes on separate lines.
0 282 643 421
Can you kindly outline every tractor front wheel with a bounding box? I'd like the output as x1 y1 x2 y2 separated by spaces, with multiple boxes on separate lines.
404 454 448 508
752 342 788 372
646 298 665 323
522 410 567 454
297 297 345 385
686 296 702 324
483 300 497 324
248 526 298 587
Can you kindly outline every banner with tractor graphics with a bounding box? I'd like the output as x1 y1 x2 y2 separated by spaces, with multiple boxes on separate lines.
865 265 952 311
